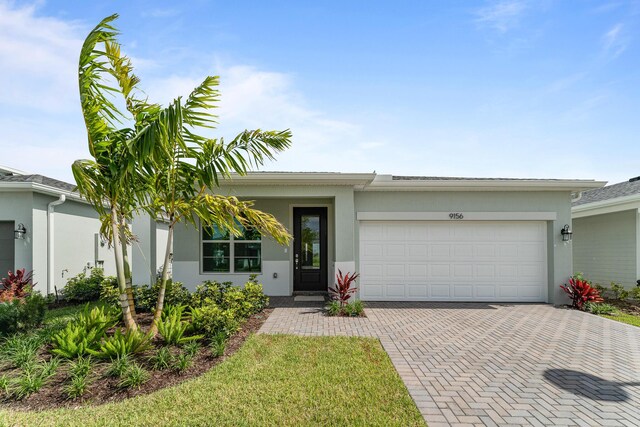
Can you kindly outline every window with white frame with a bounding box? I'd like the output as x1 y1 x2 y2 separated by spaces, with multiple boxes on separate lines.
201 222 261 273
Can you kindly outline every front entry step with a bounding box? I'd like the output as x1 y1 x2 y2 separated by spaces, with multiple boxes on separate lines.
293 294 326 302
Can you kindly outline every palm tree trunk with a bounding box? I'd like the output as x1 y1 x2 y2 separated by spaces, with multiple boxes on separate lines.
149 223 173 336
111 206 137 331
119 218 136 316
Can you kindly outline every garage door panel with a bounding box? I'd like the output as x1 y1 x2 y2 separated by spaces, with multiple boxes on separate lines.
359 221 547 302
407 284 428 297
386 244 405 257
430 284 450 298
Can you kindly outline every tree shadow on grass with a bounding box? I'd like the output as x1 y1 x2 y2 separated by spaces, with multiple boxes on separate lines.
543 368 640 402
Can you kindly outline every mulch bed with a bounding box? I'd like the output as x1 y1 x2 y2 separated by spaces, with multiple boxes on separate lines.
2 308 273 412
609 300 640 316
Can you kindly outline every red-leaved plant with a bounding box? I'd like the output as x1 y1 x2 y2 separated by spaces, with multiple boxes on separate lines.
560 277 603 310
328 270 359 307
0 268 34 302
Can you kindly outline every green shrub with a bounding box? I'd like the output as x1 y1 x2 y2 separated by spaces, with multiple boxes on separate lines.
344 300 365 317
190 304 239 338
157 305 203 345
41 357 61 378
50 323 104 359
68 356 93 378
585 302 618 315
106 354 131 378
242 277 269 314
89 328 151 359
99 277 120 308
100 279 191 312
610 283 629 300
630 287 640 300
76 304 120 332
148 347 171 371
134 281 191 312
326 300 365 317
65 372 90 399
0 374 11 397
191 281 233 307
173 353 192 373
326 300 341 316
221 287 253 318
1 334 44 369
118 363 149 389
63 269 112 302
13 368 46 399
182 341 201 358
209 333 226 358
0 292 47 336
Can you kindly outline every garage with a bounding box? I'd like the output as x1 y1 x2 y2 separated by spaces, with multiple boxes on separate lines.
359 220 548 302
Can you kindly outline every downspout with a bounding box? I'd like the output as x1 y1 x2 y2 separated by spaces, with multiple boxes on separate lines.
47 195 66 295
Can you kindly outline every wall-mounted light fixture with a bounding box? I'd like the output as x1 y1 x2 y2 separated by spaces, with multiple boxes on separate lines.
561 224 573 242
14 223 27 239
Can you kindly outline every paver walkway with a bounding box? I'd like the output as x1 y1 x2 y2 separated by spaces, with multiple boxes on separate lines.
260 299 640 426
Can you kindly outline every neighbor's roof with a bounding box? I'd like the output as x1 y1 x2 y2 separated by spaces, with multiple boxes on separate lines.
0 174 77 192
573 177 640 207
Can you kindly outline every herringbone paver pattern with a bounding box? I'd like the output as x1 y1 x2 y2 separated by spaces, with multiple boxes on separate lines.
259 300 640 426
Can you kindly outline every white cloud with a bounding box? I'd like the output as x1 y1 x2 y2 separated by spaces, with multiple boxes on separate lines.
476 0 528 33
144 65 377 173
0 1 84 113
602 23 629 58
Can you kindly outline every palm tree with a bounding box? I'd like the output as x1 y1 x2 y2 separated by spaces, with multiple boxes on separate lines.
73 15 160 330
144 77 293 336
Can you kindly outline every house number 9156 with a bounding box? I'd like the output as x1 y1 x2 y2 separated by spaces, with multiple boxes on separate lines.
449 213 464 220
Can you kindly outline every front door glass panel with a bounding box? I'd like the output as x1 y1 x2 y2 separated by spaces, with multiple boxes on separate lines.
301 215 320 269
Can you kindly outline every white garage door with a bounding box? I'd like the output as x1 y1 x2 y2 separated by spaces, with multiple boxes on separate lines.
359 221 547 302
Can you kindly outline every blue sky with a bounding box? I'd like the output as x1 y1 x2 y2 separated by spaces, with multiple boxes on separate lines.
1 0 638 184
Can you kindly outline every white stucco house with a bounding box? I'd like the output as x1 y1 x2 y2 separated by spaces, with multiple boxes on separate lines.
0 165 168 295
172 172 605 304
572 176 640 288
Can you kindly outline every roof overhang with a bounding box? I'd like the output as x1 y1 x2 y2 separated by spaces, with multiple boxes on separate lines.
572 194 640 218
365 175 607 192
221 172 377 187
0 181 86 203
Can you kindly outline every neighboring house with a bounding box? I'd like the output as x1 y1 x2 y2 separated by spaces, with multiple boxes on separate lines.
0 165 168 295
172 172 604 304
572 176 640 288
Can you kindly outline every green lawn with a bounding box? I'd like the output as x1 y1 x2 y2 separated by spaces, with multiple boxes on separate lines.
602 312 640 327
1 335 425 427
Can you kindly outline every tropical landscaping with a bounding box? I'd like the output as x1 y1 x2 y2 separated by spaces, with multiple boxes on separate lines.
561 274 640 327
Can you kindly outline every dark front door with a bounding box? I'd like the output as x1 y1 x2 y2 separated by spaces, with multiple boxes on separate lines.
293 207 327 292
0 222 15 280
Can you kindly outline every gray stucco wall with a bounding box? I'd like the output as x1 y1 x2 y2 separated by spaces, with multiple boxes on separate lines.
354 191 574 304
172 197 334 295
573 210 638 287
0 192 34 278
172 186 574 303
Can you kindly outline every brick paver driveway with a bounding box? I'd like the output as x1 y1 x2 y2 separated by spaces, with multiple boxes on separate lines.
260 300 640 426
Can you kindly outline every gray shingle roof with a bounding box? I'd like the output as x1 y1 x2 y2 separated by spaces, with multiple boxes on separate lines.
0 174 77 192
573 177 640 206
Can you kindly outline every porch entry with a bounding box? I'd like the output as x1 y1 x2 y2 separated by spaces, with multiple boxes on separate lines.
0 221 15 278
293 207 328 292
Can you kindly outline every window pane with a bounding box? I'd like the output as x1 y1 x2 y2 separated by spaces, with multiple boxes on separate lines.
203 242 230 257
239 224 261 241
301 215 320 269
203 257 230 272
234 257 261 272
203 225 229 241
234 242 261 258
